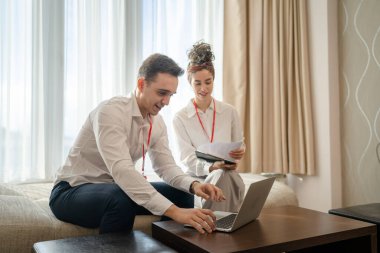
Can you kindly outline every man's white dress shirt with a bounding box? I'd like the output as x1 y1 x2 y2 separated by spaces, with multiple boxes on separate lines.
54 93 194 215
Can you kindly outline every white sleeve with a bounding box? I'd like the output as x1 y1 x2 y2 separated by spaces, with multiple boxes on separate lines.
148 116 195 192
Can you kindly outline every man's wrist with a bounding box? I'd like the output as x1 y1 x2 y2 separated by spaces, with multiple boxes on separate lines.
164 204 179 220
189 180 200 194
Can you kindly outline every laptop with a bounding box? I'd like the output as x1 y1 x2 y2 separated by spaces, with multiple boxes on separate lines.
214 177 275 232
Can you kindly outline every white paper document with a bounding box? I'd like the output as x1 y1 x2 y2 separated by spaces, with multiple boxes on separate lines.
196 141 244 163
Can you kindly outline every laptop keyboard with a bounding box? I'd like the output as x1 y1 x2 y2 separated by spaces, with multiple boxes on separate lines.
216 213 237 229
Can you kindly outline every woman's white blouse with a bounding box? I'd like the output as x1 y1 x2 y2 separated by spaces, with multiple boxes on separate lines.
173 99 244 177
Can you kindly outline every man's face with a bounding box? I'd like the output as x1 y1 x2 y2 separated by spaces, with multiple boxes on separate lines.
138 72 178 117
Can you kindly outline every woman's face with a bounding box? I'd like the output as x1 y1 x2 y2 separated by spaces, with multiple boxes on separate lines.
190 69 214 102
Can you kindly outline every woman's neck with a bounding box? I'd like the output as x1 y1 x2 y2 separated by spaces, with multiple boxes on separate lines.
194 97 212 112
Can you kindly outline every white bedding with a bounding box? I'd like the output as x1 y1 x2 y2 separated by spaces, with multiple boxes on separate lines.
1 173 298 208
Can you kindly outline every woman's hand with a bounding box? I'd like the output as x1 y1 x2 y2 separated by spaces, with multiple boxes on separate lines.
210 161 237 172
229 147 245 160
209 146 245 172
164 205 217 234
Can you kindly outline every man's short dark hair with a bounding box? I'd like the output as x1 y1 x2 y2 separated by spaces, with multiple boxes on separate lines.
138 53 184 82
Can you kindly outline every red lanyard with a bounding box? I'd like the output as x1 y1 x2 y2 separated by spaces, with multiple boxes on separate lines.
193 99 216 143
141 115 152 179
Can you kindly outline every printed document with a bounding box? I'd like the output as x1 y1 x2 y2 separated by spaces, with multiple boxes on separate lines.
196 141 244 164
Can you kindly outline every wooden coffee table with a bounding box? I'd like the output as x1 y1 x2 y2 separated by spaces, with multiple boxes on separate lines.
33 230 176 253
152 206 377 253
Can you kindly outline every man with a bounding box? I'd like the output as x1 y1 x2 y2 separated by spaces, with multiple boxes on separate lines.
49 54 225 235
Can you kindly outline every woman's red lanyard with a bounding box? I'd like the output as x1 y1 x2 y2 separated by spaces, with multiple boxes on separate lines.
193 99 216 143
141 115 152 179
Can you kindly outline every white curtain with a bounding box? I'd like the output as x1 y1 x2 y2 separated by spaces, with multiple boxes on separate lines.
63 0 136 156
0 0 64 182
0 0 224 182
139 0 224 173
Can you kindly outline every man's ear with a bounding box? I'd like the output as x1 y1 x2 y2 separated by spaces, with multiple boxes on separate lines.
137 78 145 92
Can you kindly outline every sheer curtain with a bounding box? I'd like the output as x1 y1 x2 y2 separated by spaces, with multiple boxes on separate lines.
63 0 135 156
0 0 64 182
0 0 223 183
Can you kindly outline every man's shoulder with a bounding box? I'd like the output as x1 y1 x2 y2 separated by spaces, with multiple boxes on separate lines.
105 96 132 105
90 96 134 120
98 96 133 111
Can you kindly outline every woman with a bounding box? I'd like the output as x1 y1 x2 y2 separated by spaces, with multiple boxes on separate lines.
173 41 245 212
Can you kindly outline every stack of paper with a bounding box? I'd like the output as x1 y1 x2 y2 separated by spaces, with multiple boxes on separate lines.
195 141 243 164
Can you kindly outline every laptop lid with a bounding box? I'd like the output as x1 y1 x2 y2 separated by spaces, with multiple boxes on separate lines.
216 176 275 232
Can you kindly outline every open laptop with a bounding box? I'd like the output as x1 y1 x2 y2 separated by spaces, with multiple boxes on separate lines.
214 177 275 232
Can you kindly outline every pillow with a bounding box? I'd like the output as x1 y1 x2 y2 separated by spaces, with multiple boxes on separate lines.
0 184 23 196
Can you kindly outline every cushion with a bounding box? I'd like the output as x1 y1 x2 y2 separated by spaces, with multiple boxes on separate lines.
240 173 299 208
0 195 56 253
11 182 53 200
0 183 161 253
0 184 24 196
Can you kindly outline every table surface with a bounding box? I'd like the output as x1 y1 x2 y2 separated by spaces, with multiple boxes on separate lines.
152 206 377 253
33 230 176 253
329 203 380 224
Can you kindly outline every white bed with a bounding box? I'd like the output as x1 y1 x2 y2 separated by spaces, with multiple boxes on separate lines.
0 173 298 253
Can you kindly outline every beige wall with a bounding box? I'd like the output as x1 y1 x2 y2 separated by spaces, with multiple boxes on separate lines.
339 0 380 206
288 0 380 211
